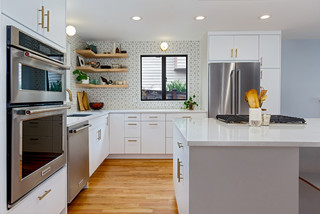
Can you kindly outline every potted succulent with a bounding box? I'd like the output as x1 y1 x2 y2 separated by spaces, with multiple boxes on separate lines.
73 70 89 84
184 95 198 110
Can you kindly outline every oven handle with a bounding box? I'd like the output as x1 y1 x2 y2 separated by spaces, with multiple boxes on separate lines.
69 124 92 133
16 106 71 115
24 51 70 70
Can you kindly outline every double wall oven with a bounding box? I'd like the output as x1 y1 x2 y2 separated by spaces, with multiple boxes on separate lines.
7 26 69 207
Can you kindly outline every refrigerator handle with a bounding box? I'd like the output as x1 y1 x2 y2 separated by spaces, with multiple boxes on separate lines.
236 69 241 115
231 70 236 114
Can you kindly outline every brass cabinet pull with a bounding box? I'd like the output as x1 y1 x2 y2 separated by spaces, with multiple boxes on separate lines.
260 70 263 80
177 142 183 148
182 116 191 118
45 10 50 32
149 123 158 125
128 116 137 118
261 57 263 66
231 49 233 58
149 116 158 118
38 6 44 28
177 158 183 182
38 189 51 200
235 48 238 58
128 123 137 125
128 140 137 142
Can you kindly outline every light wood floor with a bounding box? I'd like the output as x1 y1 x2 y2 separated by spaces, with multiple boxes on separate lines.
68 159 178 214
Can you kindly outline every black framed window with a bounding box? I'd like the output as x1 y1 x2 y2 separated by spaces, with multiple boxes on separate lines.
141 55 188 101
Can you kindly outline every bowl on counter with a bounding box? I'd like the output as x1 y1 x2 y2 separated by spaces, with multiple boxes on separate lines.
89 102 104 110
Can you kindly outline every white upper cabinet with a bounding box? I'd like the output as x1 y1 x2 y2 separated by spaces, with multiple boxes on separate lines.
234 35 259 61
208 34 259 61
41 0 66 48
208 36 234 61
2 0 66 49
260 69 281 114
259 34 281 68
2 0 43 33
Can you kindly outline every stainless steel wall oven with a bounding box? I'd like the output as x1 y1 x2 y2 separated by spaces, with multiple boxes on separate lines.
6 26 69 207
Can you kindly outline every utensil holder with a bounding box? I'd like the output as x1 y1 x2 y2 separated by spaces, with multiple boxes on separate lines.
249 108 262 127
262 114 271 126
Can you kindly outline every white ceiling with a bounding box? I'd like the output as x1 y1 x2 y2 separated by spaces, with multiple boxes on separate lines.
67 0 320 41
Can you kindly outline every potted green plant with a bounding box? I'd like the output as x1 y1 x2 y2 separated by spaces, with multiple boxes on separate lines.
73 70 89 84
184 95 198 110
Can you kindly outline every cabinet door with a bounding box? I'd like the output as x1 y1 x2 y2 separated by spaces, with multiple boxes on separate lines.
109 114 125 154
234 35 259 61
141 122 165 154
260 35 281 68
42 0 66 48
208 35 234 61
2 0 43 33
260 69 281 114
166 138 173 154
105 117 110 158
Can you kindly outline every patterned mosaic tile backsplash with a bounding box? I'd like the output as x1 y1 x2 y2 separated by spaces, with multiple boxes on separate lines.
67 36 202 111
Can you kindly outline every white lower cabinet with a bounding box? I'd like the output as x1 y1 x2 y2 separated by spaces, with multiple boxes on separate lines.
109 112 207 155
109 114 125 154
125 138 141 154
173 128 189 214
141 122 165 154
8 166 67 214
89 116 107 176
166 138 173 154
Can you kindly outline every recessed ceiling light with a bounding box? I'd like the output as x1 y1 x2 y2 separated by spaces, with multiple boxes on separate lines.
195 16 206 21
131 16 142 21
259 15 271 20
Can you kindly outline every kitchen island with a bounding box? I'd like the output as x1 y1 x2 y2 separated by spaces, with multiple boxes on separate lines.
173 118 320 214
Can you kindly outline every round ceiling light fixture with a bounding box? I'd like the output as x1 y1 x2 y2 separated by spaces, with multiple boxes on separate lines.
160 42 168 51
259 15 271 20
66 25 76 36
195 16 206 21
131 16 142 21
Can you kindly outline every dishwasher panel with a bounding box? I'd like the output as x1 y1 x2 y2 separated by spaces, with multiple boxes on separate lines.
67 121 90 203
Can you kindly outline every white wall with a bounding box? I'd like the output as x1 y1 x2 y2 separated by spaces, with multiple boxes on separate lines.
281 40 320 118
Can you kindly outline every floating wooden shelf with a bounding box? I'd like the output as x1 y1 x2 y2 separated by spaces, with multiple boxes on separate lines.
76 66 128 73
76 84 128 89
76 50 129 58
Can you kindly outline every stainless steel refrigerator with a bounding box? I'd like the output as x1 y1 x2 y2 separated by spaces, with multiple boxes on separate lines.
208 62 260 118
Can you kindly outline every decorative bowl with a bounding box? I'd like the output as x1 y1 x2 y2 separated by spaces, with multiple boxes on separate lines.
89 102 104 110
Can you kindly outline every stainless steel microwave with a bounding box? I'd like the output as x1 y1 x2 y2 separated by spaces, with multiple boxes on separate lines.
7 26 69 104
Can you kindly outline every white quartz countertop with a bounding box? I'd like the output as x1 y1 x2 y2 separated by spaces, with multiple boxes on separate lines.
174 118 320 147
67 109 207 126
67 111 109 127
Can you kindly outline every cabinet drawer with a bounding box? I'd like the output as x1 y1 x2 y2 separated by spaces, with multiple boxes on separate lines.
125 122 141 137
166 113 207 121
125 113 141 121
125 138 141 154
89 116 106 130
141 122 165 154
9 166 67 214
141 113 165 121
23 136 53 152
23 121 53 137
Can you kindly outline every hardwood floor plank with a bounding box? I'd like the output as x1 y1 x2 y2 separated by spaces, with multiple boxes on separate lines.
68 159 178 214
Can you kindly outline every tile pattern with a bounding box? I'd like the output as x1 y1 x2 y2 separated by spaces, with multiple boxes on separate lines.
67 37 201 110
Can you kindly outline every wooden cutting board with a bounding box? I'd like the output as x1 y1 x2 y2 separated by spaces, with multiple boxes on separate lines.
82 91 90 110
77 92 85 111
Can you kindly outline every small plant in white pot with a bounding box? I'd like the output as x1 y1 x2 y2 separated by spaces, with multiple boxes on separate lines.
183 95 198 110
73 70 89 84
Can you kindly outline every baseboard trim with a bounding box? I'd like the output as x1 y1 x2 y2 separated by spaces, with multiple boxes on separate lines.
106 154 173 159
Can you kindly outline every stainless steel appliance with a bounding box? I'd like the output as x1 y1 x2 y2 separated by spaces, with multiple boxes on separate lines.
67 122 91 203
208 62 260 118
7 26 68 104
7 26 69 207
